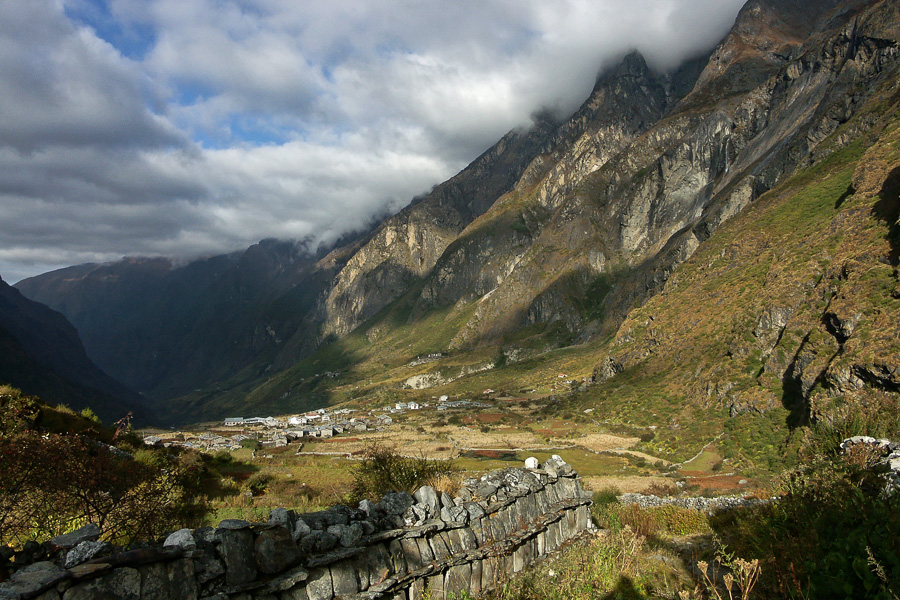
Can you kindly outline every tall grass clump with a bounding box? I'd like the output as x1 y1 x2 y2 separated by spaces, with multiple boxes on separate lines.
349 443 459 501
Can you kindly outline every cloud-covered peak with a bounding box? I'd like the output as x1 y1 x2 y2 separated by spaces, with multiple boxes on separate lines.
1 0 746 283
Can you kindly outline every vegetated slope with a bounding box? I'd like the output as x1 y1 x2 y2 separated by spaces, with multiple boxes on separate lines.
578 103 900 471
0 275 147 424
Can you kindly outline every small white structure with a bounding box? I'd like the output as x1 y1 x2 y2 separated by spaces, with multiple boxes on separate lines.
224 418 244 426
407 402 421 410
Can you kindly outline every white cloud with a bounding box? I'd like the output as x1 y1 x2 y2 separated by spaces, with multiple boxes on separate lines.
0 0 746 283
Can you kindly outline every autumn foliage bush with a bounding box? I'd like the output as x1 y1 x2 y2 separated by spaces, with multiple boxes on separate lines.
0 386 209 547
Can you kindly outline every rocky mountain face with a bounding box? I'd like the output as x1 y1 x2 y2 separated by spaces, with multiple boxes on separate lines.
0 275 146 423
15 0 900 427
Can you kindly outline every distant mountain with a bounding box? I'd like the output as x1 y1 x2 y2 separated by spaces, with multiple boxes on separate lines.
0 275 147 424
16 0 900 431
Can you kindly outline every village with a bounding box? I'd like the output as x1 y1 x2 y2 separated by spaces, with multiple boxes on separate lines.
141 395 492 453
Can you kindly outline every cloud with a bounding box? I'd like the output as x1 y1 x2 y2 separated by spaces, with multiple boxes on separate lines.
0 0 746 283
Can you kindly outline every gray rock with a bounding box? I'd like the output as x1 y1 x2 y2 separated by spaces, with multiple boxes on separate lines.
340 523 363 547
51 524 101 549
447 506 468 523
403 504 427 526
255 526 301 574
292 518 311 541
138 558 197 600
217 519 250 530
304 568 332 600
474 483 497 498
524 457 539 469
268 508 293 529
163 529 196 551
413 486 440 516
325 524 362 548
193 552 225 584
215 528 256 586
330 562 359 596
0 562 70 600
192 527 216 545
322 506 351 527
378 492 414 516
62 567 139 600
464 502 486 520
63 541 110 569
261 565 308 593
357 499 377 516
358 519 376 535
298 531 338 554
440 492 454 510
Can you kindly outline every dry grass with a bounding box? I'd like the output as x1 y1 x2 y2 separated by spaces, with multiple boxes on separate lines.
581 475 675 494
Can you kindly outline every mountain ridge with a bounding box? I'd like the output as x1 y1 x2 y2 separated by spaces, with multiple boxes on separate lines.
14 0 900 431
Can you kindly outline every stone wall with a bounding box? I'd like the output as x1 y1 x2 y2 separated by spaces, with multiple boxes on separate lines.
0 456 594 600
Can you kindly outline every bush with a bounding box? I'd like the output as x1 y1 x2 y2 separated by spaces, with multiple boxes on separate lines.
0 386 210 547
714 418 900 599
243 472 275 496
349 443 458 501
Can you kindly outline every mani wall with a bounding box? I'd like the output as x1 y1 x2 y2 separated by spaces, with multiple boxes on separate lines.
0 456 594 600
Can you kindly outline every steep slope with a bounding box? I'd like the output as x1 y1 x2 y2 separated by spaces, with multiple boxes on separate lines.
16 241 328 399
0 275 147 423
576 99 900 470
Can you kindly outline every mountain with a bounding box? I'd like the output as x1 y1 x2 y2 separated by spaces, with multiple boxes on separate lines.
0 275 148 424
16 0 900 436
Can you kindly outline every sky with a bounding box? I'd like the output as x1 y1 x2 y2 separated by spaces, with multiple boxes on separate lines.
0 0 747 284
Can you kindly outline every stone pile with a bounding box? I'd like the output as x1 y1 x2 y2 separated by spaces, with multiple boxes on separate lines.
617 493 771 513
0 457 593 600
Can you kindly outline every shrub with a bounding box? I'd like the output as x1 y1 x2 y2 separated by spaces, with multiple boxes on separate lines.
0 386 210 547
714 426 900 599
349 443 458 501
243 472 275 496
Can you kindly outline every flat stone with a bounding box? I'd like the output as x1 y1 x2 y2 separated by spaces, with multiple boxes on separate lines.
379 492 414 516
51 524 101 550
64 541 110 569
217 519 250 530
0 562 70 600
163 529 196 551
62 566 139 600
330 562 359 596
260 565 308 593
67 563 113 580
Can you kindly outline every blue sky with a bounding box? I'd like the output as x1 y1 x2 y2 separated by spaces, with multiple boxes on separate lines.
0 0 746 283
